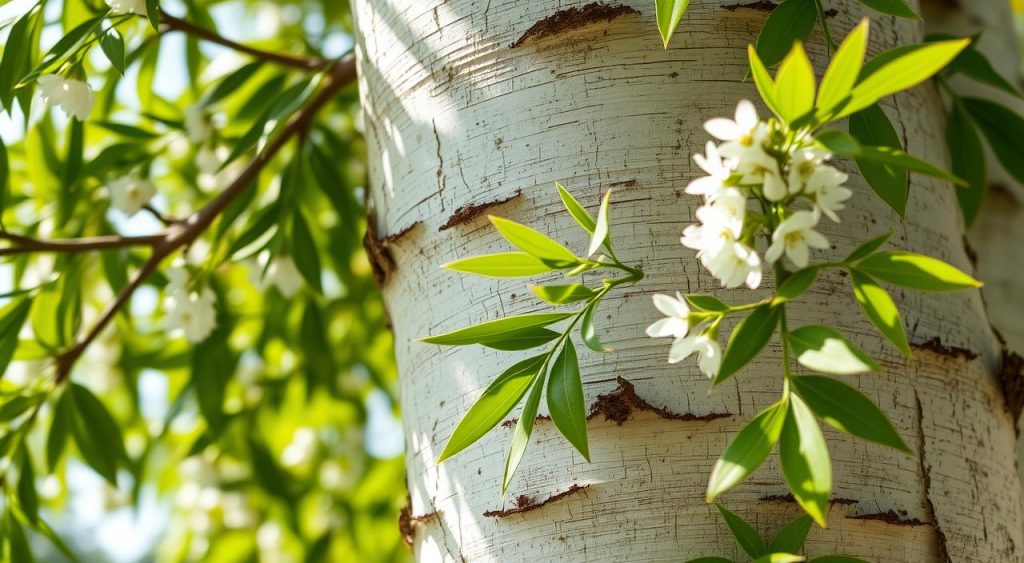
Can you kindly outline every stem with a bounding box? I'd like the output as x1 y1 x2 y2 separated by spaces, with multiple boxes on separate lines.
0 232 163 256
813 0 838 54
780 304 793 380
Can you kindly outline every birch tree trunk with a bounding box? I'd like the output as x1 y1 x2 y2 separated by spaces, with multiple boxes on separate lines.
351 1 1024 560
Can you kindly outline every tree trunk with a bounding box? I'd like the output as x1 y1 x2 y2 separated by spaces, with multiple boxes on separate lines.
351 1 1024 560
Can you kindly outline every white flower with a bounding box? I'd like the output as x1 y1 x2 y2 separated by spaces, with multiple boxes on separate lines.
166 286 217 343
264 256 304 297
765 211 830 268
185 105 212 143
804 165 852 222
196 145 225 175
105 0 147 14
107 176 156 215
682 196 745 256
646 292 690 339
38 74 93 121
669 332 722 378
686 142 732 199
707 100 770 164
787 147 829 195
736 150 787 201
704 241 763 289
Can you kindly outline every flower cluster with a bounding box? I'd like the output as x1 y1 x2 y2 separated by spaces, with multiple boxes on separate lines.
681 100 851 288
646 292 721 378
38 74 93 121
164 266 218 343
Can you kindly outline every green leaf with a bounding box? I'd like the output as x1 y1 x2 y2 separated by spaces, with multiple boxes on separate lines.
775 41 815 123
587 190 612 258
754 555 805 563
191 327 236 434
532 283 596 305
99 29 126 74
857 0 918 18
580 297 608 352
840 38 969 118
479 327 560 351
147 0 161 29
716 505 768 558
779 394 831 527
503 372 545 493
817 19 869 117
815 129 861 156
748 45 781 119
34 14 107 73
491 216 578 264
947 43 1021 99
753 0 817 68
438 355 546 462
685 294 729 312
0 298 32 380
788 325 881 374
0 135 8 217
204 61 263 106
845 232 891 262
707 400 787 501
290 209 322 294
855 251 981 291
855 145 964 185
715 304 781 385
0 8 35 111
556 182 596 233
6 512 34 563
962 97 1024 186
47 390 71 472
421 312 573 346
848 104 908 217
945 102 985 226
791 375 911 453
17 453 39 523
769 514 813 554
69 383 125 486
656 0 690 48
0 395 39 421
776 267 819 302
444 252 558 278
548 340 589 461
850 271 909 356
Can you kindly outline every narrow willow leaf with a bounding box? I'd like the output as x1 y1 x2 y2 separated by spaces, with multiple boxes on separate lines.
857 0 918 18
547 340 589 461
47 390 71 472
754 0 817 68
714 304 781 385
706 400 787 501
0 9 34 110
776 267 819 302
17 453 39 523
791 375 911 453
855 145 964 185
717 505 768 558
147 0 160 29
0 135 8 216
845 232 891 263
479 327 560 351
817 19 869 117
491 216 579 264
0 395 39 421
779 394 831 527
685 294 729 312
204 61 263 106
503 373 544 493
814 129 861 155
587 190 612 257
748 45 781 119
850 271 909 356
856 252 981 291
438 355 545 462
6 512 34 563
444 252 557 278
769 514 813 554
421 313 572 346
531 283 596 305
945 102 986 226
788 325 881 374
0 298 33 379
99 29 126 74
69 383 124 486
34 14 107 73
962 97 1024 186
290 209 322 293
33 517 80 563
840 39 969 118
556 182 596 233
947 45 1021 99
580 298 608 352
656 0 690 48
849 104 908 217
774 41 815 123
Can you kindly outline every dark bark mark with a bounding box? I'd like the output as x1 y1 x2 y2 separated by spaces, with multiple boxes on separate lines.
848 510 929 527
500 414 550 429
999 350 1024 433
910 336 979 361
915 391 952 563
484 484 589 517
398 502 441 547
439 189 522 231
588 377 732 425
722 1 836 16
363 213 421 286
608 179 638 188
962 235 978 269
510 3 639 48
759 493 857 506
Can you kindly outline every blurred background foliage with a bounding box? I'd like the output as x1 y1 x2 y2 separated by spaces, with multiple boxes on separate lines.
0 0 409 561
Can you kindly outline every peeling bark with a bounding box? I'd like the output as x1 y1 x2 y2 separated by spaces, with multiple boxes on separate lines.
483 484 590 517
588 377 731 424
509 4 640 48
439 189 522 231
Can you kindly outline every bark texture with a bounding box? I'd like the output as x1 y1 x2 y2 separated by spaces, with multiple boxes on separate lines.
352 1 1024 560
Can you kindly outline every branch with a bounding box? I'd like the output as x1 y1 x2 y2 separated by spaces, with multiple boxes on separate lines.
159 11 327 72
54 56 357 383
0 232 162 257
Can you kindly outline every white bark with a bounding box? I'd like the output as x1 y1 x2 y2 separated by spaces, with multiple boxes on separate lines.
352 1 1024 560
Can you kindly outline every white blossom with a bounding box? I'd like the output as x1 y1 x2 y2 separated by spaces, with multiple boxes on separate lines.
669 332 722 378
736 150 787 201
107 175 156 215
685 141 731 198
251 253 306 297
704 241 763 289
646 292 690 339
165 269 217 343
38 74 93 121
787 147 829 195
805 165 852 222
185 105 213 144
765 210 830 268
105 0 147 15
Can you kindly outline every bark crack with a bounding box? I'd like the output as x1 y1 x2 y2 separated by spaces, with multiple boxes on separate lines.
484 484 590 517
588 377 732 424
439 190 522 231
915 390 952 563
509 3 640 48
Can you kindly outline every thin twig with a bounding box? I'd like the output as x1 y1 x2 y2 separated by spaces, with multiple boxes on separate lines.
53 56 357 383
159 11 327 72
0 232 163 256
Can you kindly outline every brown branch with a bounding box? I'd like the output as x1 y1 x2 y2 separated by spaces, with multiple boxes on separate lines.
159 11 326 72
53 56 357 383
0 232 163 256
